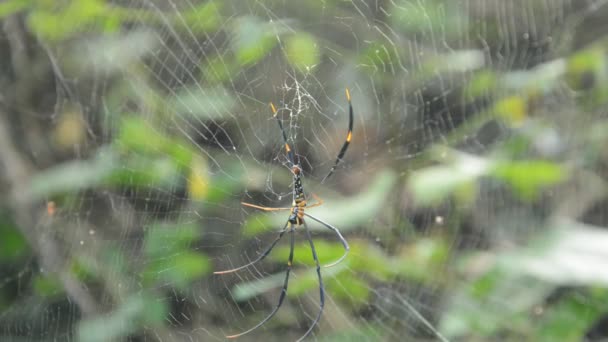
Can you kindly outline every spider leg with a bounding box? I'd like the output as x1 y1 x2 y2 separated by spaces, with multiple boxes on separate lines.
226 223 296 339
241 202 291 211
297 221 325 342
305 193 324 208
321 88 353 183
270 102 295 167
214 222 289 275
304 213 350 268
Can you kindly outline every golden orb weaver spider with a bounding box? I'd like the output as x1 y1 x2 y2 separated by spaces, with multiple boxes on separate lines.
214 89 354 341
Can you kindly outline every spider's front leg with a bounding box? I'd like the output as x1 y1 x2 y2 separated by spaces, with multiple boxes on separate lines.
306 193 324 208
241 202 291 211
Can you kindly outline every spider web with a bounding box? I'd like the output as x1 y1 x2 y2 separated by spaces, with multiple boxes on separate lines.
1 0 608 341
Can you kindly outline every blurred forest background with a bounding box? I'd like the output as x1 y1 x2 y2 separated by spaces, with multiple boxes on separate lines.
2 0 608 341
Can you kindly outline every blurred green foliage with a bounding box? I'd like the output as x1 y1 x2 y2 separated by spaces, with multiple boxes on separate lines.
0 218 28 261
2 0 608 341
143 223 211 290
78 291 168 342
409 150 567 205
285 33 320 71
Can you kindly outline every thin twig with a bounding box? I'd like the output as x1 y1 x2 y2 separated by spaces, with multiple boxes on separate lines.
0 106 99 316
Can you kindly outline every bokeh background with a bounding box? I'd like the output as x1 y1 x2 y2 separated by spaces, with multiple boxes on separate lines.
2 0 608 341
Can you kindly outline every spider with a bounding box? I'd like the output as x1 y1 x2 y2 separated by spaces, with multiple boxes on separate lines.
214 89 354 341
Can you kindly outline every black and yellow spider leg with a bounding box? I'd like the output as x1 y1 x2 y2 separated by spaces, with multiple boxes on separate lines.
304 213 349 268
322 88 354 183
213 222 289 275
297 221 325 342
226 222 296 339
270 102 296 167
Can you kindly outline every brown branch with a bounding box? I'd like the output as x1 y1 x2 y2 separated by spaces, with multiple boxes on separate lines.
0 105 99 316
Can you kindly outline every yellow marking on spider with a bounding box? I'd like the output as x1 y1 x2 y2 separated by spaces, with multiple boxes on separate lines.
285 143 291 152
346 131 352 142
270 102 277 115
345 88 351 102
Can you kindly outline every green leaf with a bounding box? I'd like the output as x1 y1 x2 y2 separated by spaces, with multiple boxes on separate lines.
466 70 497 98
310 170 398 230
231 263 347 302
206 172 242 204
106 156 181 188
232 16 277 66
144 224 211 289
78 30 159 73
502 58 566 93
469 269 502 299
536 290 605 342
182 1 222 33
231 272 287 302
144 223 200 258
286 263 349 298
346 241 394 281
144 252 211 290
139 293 169 325
327 272 370 306
70 259 96 283
442 221 608 340
29 149 117 199
432 50 485 73
203 56 238 83
188 156 210 201
566 48 605 90
117 116 194 168
390 0 467 38
0 0 28 18
228 238 447 305
78 292 168 342
285 33 320 70
28 0 109 41
409 153 487 206
170 86 237 120
491 161 566 200
242 214 274 237
358 41 399 74
393 238 450 283
516 220 608 286
33 274 63 298
440 270 554 339
271 241 350 267
319 326 383 342
0 218 28 261
117 117 172 154
410 149 567 204
494 96 527 127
